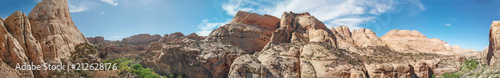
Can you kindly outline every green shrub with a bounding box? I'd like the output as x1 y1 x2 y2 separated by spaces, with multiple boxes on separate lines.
169 74 175 78
443 73 459 78
132 64 144 70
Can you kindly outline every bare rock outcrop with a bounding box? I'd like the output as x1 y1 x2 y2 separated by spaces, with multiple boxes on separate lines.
205 11 278 53
122 34 161 45
142 42 247 78
28 0 88 63
3 11 48 77
380 30 454 55
332 26 359 53
230 11 280 30
487 21 500 67
87 36 104 44
352 29 386 48
229 12 367 78
270 12 337 48
0 12 34 78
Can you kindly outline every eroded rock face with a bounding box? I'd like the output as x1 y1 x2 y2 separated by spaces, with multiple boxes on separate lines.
228 12 367 78
270 12 337 48
142 42 246 78
488 21 500 67
333 26 360 54
28 0 88 63
0 12 35 78
87 36 104 44
205 23 275 52
380 30 453 55
352 29 386 48
3 11 47 78
206 11 278 53
122 34 161 45
230 11 280 30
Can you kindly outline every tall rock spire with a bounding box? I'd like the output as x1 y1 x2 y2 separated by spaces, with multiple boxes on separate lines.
28 0 88 63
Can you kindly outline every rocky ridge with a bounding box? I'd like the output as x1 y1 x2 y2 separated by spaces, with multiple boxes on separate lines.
0 0 89 77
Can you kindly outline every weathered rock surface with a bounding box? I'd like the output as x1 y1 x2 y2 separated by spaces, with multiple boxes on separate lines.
142 42 247 78
488 21 500 67
352 29 386 48
3 11 48 78
228 12 368 78
28 0 88 63
0 11 35 78
87 36 104 44
270 12 337 47
333 26 358 53
146 32 204 51
230 11 280 30
205 11 278 53
122 34 161 45
205 23 275 52
380 30 454 55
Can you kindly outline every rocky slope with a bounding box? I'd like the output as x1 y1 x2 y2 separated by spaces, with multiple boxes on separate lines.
487 21 500 67
28 0 88 64
0 0 89 77
0 0 487 77
134 11 475 78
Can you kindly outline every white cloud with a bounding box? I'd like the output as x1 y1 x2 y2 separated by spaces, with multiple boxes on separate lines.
68 3 88 13
221 0 425 30
100 11 105 15
196 19 230 36
110 36 123 40
101 0 119 6
444 23 452 26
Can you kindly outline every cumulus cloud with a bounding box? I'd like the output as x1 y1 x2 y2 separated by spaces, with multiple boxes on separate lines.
196 19 230 36
101 0 119 6
444 23 452 26
221 0 426 30
68 3 88 13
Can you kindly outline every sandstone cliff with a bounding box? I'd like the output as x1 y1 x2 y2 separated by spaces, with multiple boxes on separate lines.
380 30 455 55
28 0 88 63
487 21 500 67
0 0 89 77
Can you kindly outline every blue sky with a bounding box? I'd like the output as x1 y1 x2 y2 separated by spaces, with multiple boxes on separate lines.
1 0 499 51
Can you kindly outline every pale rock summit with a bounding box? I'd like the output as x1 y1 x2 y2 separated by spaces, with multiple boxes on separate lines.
0 12 34 78
122 34 161 45
28 0 88 63
205 11 279 52
352 28 386 48
380 30 454 55
487 21 500 67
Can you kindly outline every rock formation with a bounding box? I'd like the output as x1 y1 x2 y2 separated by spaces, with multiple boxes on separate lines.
487 21 500 67
122 34 161 45
380 30 454 55
28 0 88 63
0 12 34 78
228 12 367 78
205 11 279 52
87 36 104 44
142 42 246 78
